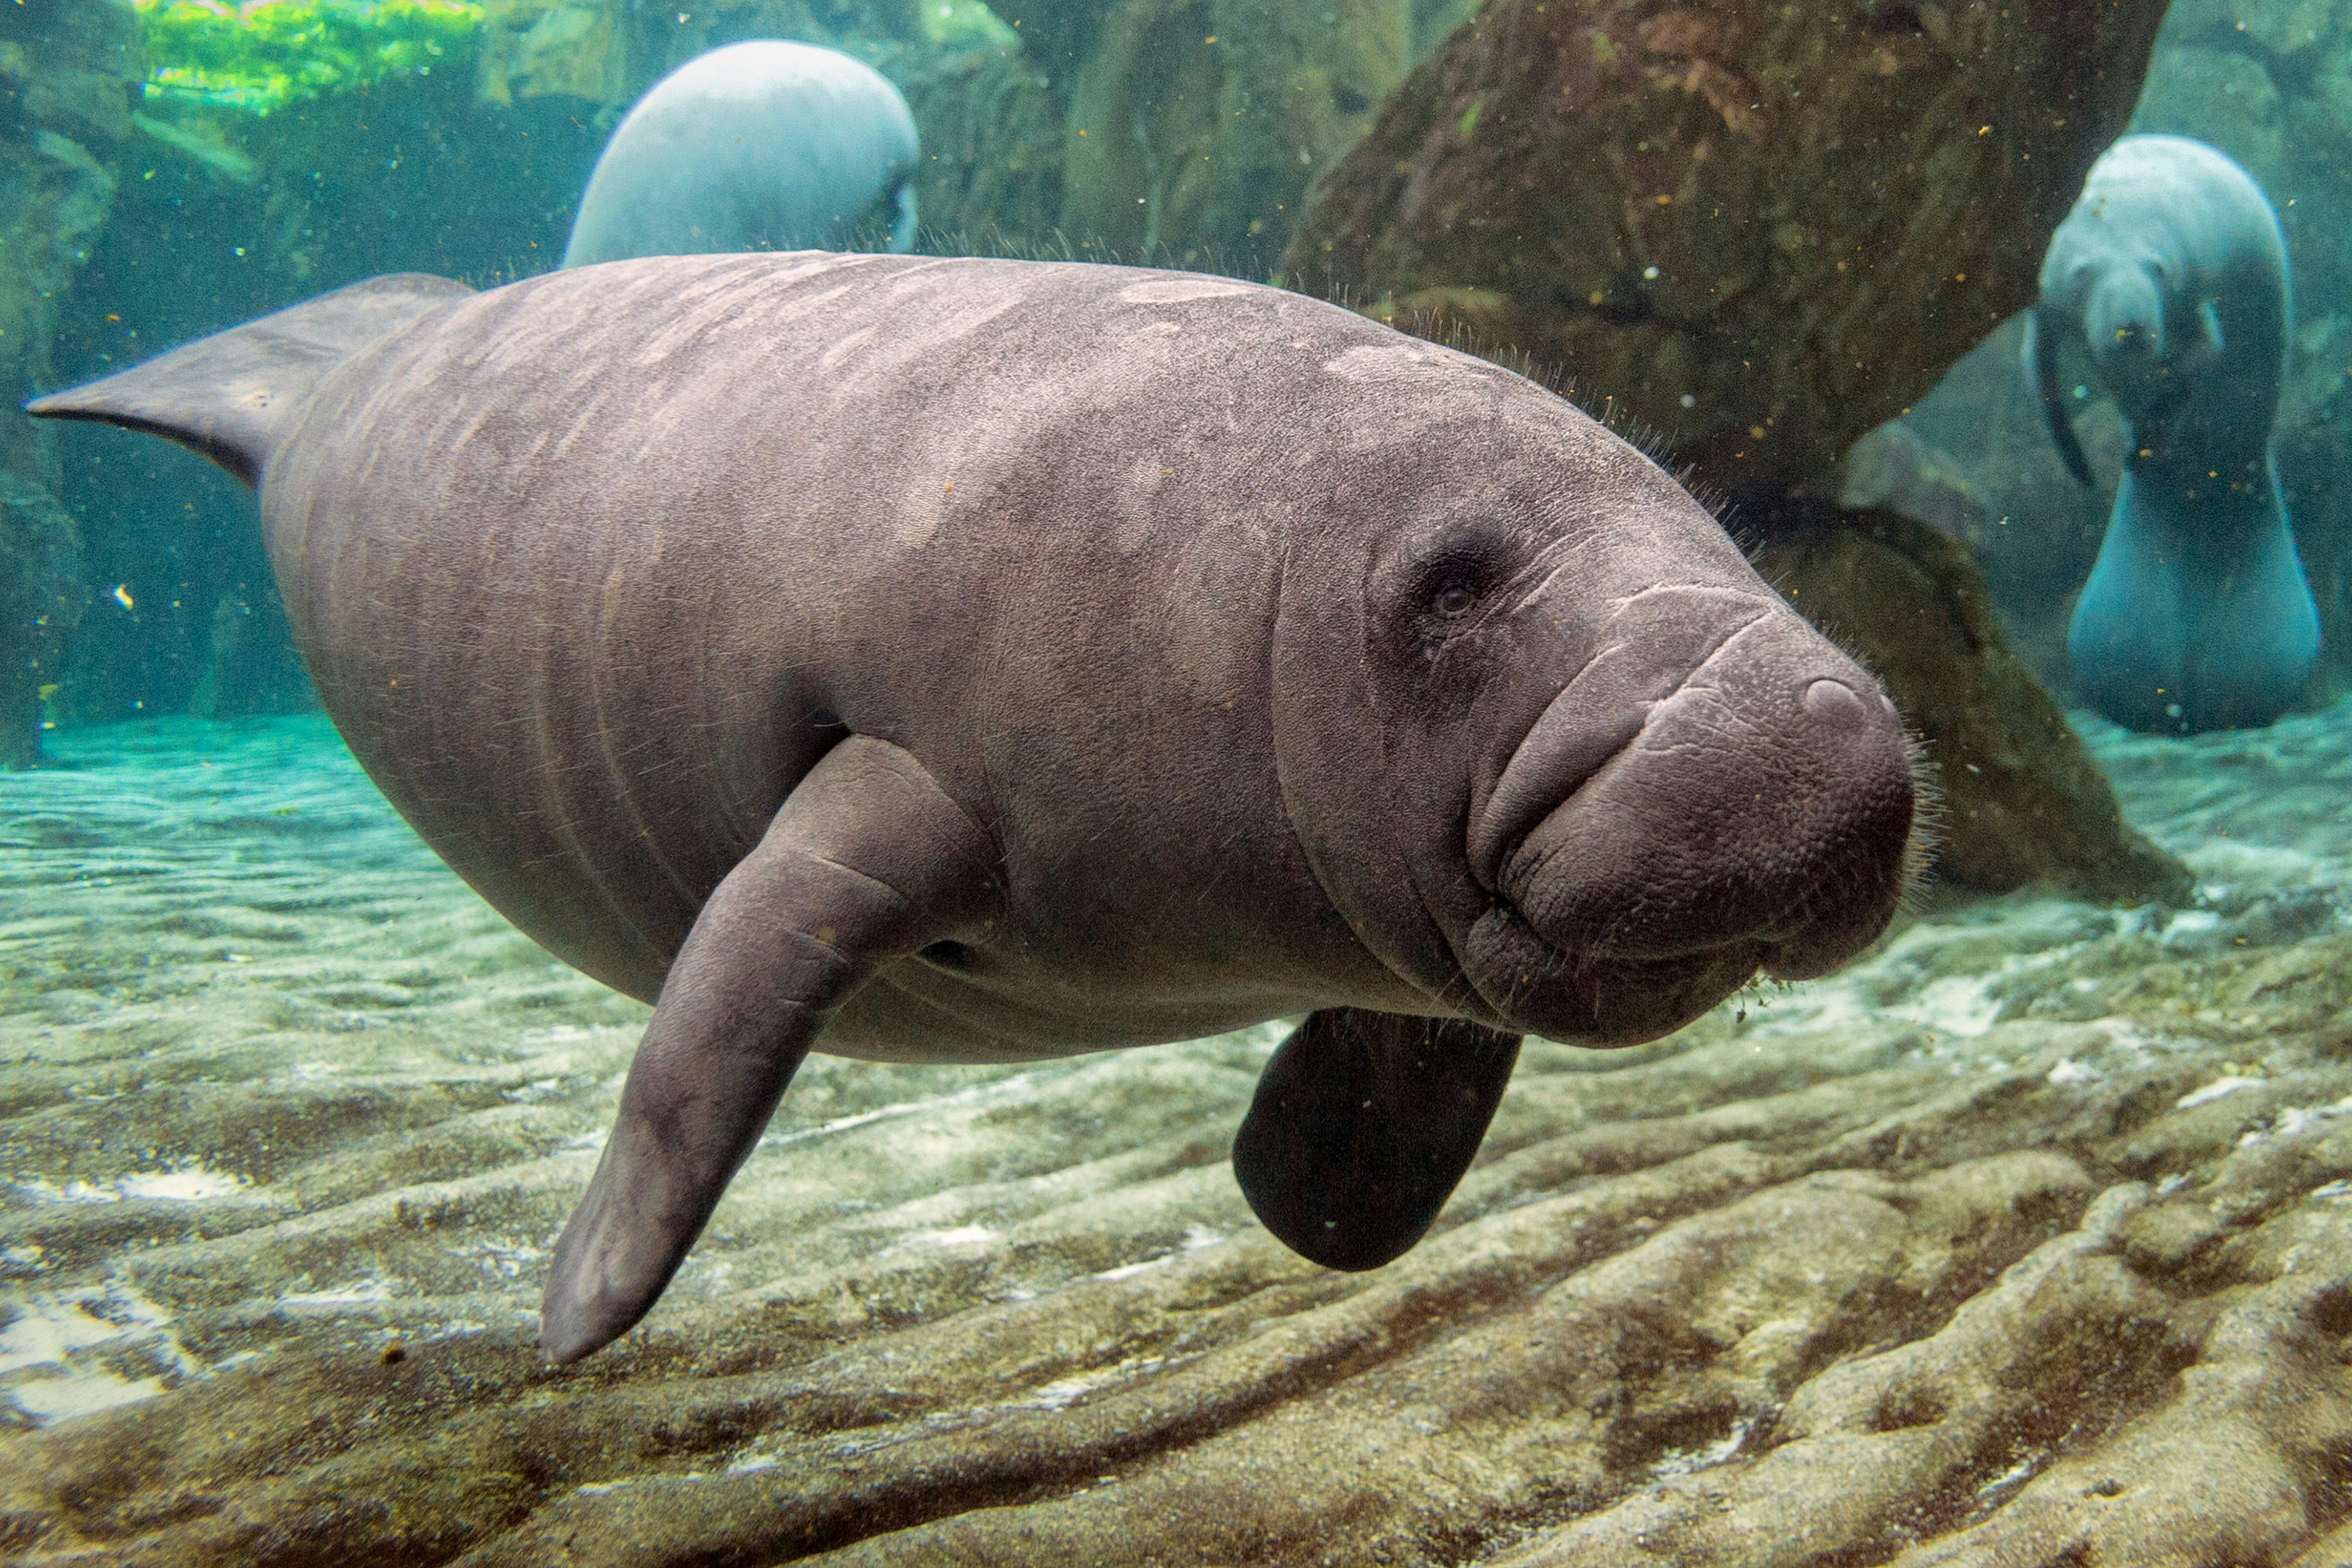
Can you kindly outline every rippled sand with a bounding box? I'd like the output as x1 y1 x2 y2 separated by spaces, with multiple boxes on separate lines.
6 709 2352 1564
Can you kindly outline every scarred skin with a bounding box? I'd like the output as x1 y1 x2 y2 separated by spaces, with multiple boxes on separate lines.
31 253 1917 1362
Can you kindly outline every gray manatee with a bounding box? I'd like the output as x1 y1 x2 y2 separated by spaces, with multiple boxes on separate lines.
2031 133 2316 733
563 40 919 266
29 254 1918 1363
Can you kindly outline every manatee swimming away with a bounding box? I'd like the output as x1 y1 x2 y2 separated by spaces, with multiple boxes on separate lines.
29 254 1918 1362
2032 134 2316 733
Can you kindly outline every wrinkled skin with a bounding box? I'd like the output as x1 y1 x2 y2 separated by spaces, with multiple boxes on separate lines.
31 254 1916 1362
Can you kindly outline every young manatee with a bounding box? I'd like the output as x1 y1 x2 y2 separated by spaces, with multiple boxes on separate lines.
30 254 1919 1363
2031 133 2316 733
562 40 920 266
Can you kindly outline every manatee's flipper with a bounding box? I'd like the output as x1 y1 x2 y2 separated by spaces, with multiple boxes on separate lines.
1232 1010 1521 1271
890 183 920 254
2029 306 2096 488
24 273 471 484
539 737 999 1362
2194 298 2228 364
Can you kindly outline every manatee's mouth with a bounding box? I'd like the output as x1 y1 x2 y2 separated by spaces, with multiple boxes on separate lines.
1455 894 1772 1046
1453 608 1921 1046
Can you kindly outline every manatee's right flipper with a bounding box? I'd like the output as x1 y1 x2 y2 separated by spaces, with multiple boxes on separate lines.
24 273 472 484
2027 305 2097 488
1232 1011 1521 1271
539 737 1000 1362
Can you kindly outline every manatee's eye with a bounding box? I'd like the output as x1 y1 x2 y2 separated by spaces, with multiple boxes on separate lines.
1402 535 1509 646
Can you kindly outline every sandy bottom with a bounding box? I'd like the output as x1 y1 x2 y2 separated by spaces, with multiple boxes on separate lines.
5 708 2352 1564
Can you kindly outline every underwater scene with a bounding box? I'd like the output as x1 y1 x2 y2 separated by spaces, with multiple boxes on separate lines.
9 0 2352 1561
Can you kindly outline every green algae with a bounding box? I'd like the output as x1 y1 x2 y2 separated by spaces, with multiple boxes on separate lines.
135 0 483 115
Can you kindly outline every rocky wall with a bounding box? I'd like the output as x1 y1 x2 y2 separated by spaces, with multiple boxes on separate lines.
1058 0 1409 268
0 0 137 765
43 66 611 726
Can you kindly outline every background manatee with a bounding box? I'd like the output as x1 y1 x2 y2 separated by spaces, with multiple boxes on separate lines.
30 253 1918 1363
562 40 921 267
2033 134 2316 733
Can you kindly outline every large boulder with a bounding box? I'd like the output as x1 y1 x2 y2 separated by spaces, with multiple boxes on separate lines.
1284 0 2170 496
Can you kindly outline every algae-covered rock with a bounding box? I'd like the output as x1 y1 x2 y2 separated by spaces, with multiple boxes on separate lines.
0 0 138 765
1060 0 1409 265
1751 500 2192 903
478 0 629 106
1284 0 2168 496
902 37 1066 247
0 484 80 769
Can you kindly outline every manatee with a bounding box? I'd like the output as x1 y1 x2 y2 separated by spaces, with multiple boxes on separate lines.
562 40 920 267
2030 133 2316 733
29 253 1918 1362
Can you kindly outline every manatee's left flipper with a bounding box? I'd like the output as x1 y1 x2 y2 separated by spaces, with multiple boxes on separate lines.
1232 1010 1521 1271
2027 306 2097 488
540 737 999 1362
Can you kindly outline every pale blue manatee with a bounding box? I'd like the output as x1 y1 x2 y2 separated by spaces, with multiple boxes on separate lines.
563 40 921 266
2030 133 2316 733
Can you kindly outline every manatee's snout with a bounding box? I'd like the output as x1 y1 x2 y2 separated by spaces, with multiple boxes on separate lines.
2086 267 2165 389
1464 606 1915 1043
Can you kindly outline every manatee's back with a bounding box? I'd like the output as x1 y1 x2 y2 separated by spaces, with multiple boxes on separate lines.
562 41 920 267
26 255 1388 1027
27 267 796 1004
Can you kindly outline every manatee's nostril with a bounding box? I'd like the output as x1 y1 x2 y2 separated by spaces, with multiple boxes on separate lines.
1803 677 1868 723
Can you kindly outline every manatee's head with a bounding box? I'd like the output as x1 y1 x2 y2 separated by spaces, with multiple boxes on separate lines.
2084 265 2167 408
1272 346 1920 1046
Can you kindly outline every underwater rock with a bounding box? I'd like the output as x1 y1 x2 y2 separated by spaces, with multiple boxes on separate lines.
6 703 2352 1561
1058 0 1410 265
478 0 630 107
0 0 135 480
33 254 1920 1362
1282 0 2168 496
0 482 80 769
1749 499 2193 903
0 0 137 764
898 42 1065 250
2035 135 2316 734
563 41 922 263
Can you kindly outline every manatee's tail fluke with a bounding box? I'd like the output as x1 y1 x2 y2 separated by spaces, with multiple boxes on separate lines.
24 273 472 486
2027 305 2096 488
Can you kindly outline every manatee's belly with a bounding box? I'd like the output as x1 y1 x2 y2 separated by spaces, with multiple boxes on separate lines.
813 949 1322 1064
